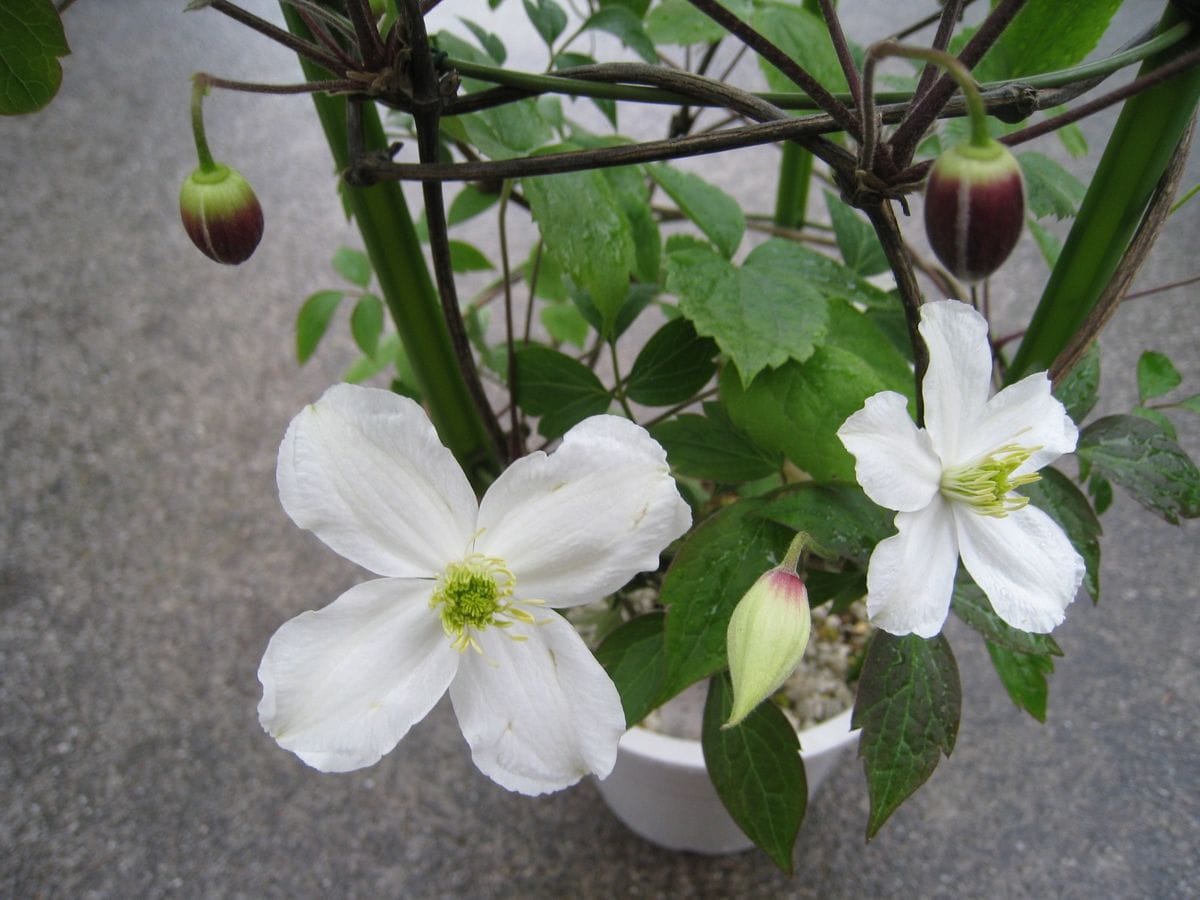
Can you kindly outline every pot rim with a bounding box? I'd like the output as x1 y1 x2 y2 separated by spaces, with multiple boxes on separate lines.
615 704 857 772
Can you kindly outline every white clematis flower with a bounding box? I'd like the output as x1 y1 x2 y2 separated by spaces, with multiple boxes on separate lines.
837 300 1084 638
258 384 691 795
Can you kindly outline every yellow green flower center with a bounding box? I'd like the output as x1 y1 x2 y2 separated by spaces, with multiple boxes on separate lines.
429 554 536 653
940 444 1040 517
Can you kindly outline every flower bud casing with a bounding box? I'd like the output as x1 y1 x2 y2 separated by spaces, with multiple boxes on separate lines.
724 564 811 729
923 139 1024 282
179 163 264 265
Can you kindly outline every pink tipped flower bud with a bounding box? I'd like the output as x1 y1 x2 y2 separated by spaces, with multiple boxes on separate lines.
923 139 1024 283
724 535 812 729
179 163 264 265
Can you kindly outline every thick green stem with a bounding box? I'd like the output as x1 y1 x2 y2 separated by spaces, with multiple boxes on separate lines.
773 142 813 228
1008 7 1200 382
281 6 500 485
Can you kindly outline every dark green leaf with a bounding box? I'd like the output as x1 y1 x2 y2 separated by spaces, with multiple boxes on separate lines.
1019 152 1087 220
523 0 568 48
986 642 1054 723
1133 406 1177 441
805 568 867 612
660 498 791 702
824 191 889 276
1077 414 1200 524
296 290 343 364
650 402 780 483
332 247 372 287
650 163 745 259
581 7 658 63
702 672 806 874
513 346 611 439
1088 475 1113 516
596 612 667 727
350 293 385 358
626 317 718 406
447 183 500 226
448 239 495 272
0 0 70 115
952 576 1064 656
1020 467 1102 601
755 482 894 564
603 164 660 282
853 632 961 840
1137 350 1182 403
1053 341 1099 424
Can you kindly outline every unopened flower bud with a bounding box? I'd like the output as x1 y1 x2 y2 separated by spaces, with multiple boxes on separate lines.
179 163 264 265
923 139 1024 282
724 534 812 729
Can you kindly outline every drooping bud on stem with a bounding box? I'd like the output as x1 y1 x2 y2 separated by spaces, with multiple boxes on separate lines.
724 532 812 729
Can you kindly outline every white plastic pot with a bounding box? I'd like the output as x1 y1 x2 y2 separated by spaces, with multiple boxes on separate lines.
594 706 858 854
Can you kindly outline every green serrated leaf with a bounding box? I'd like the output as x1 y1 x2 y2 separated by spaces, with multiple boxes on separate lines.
581 7 658 64
350 293 385 358
1019 152 1088 220
853 632 961 840
626 317 718 407
755 482 895 564
595 612 667 727
952 575 1065 656
448 239 494 273
702 672 806 874
1137 350 1183 403
0 0 70 115
974 0 1122 82
987 642 1054 723
1020 467 1102 601
296 290 343 364
1077 414 1200 524
659 498 791 703
513 346 611 439
523 0 568 48
447 183 500 226
649 164 745 259
332 247 372 287
649 402 780 483
1053 341 1100 424
667 240 830 385
824 191 889 276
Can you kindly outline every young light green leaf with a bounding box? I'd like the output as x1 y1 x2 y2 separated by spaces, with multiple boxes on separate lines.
296 290 343 364
332 246 372 287
595 612 667 727
659 498 791 704
649 163 745 259
448 239 495 272
513 346 611 439
1172 394 1200 415
523 0 568 48
702 672 806 874
0 0 70 115
1053 341 1100 424
1137 350 1183 403
581 7 658 64
649 402 780 483
1020 467 1102 601
853 632 961 840
350 293 385 358
447 183 500 226
986 642 1055 723
1019 152 1088 220
539 303 590 348
666 240 830 385
1077 414 1200 524
824 191 889 276
626 317 718 407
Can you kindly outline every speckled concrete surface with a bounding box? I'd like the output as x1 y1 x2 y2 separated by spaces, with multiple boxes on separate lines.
2 2 1197 897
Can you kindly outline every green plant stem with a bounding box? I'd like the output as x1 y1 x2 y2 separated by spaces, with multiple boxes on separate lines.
868 42 990 149
1008 7 1200 382
773 143 814 229
280 4 500 485
189 78 218 172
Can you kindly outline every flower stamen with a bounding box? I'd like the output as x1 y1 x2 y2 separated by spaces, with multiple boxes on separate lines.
940 444 1040 517
430 554 540 652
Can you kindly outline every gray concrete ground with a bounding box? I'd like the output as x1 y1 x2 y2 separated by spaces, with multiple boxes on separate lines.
2 1 1197 897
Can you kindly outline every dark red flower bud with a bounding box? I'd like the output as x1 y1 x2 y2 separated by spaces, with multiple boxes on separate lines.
923 140 1024 282
179 163 264 265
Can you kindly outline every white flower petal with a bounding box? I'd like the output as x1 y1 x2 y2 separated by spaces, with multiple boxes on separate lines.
959 372 1077 474
866 503 959 638
956 504 1083 634
449 612 626 795
838 391 942 512
257 577 459 773
277 384 478 577
919 300 994 464
475 415 690 608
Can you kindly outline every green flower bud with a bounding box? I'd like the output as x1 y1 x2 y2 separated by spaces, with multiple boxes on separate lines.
923 139 1024 282
724 535 812 729
179 163 264 265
